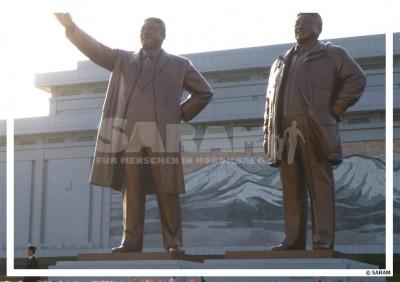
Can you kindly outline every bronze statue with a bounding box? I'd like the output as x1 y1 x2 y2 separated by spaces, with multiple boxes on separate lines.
263 13 366 250
55 13 213 254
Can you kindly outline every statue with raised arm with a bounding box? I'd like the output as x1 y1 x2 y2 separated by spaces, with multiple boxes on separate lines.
263 13 366 250
55 13 213 254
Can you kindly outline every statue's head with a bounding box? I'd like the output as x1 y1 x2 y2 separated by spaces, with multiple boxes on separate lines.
140 17 166 50
295 13 322 44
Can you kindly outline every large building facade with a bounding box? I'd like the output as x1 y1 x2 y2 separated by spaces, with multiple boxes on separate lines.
0 33 399 257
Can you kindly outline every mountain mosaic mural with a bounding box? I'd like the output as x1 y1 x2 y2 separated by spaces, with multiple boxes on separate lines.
110 153 400 252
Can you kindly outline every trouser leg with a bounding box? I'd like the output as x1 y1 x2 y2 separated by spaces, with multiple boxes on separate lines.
156 192 182 250
120 154 146 249
279 131 308 249
296 117 335 248
121 184 146 249
301 140 335 248
146 149 183 250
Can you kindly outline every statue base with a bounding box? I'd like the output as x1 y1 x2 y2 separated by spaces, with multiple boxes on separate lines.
49 250 382 282
78 251 224 263
225 249 357 259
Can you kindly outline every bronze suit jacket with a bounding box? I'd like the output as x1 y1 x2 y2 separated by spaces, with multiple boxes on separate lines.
263 41 366 167
65 25 213 193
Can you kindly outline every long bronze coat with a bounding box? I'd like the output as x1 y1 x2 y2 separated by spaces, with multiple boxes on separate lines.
263 41 366 167
66 26 213 193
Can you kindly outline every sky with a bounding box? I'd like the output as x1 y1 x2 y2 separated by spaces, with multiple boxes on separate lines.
0 0 398 119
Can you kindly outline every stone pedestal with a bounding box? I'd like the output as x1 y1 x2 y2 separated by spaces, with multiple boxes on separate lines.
225 249 358 259
78 251 225 263
49 250 384 282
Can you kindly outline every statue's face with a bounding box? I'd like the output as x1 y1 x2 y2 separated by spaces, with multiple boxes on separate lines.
295 15 321 44
140 21 164 50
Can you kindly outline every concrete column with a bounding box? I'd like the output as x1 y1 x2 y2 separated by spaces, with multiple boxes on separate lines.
30 147 45 245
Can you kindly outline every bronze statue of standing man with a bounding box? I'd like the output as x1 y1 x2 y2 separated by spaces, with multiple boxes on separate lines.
55 13 213 254
263 13 366 250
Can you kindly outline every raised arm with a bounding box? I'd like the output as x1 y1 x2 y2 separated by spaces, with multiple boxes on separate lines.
54 13 118 71
180 60 213 122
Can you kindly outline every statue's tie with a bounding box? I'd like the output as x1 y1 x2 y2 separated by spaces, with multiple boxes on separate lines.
140 54 154 90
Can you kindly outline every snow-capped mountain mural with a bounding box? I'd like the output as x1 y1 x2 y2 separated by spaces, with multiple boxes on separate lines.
110 153 400 250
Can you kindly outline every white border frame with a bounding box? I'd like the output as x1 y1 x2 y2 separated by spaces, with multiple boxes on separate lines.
6 31 394 279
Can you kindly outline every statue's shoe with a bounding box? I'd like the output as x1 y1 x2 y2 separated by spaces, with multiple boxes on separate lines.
111 244 142 253
167 246 185 254
270 243 306 251
313 243 333 250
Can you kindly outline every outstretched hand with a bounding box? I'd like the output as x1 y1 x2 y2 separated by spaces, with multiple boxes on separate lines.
54 13 74 28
